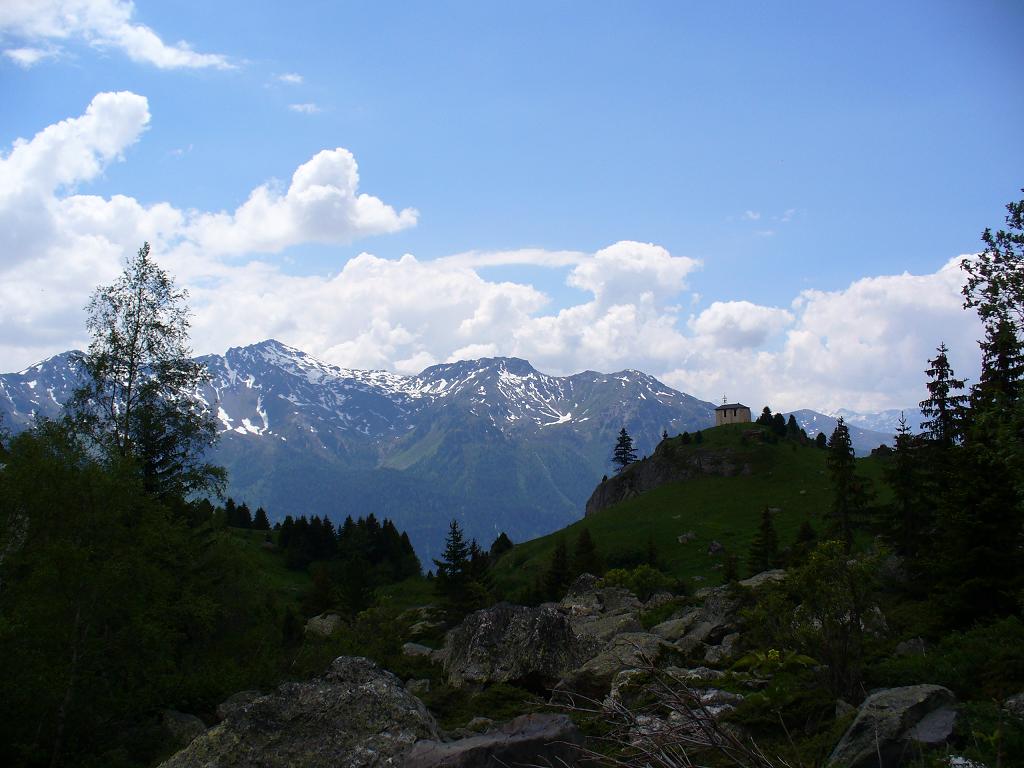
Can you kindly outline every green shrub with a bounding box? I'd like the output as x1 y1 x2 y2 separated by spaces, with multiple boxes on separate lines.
871 616 1024 700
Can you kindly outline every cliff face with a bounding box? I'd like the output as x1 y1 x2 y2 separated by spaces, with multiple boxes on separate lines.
584 443 752 517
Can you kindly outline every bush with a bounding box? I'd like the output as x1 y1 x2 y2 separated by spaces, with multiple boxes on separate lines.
602 564 676 601
870 616 1024 700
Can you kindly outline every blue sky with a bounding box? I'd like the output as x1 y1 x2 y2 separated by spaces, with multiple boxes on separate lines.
1 1 1022 411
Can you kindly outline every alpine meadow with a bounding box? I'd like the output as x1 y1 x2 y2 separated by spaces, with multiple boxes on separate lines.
1 3 1023 768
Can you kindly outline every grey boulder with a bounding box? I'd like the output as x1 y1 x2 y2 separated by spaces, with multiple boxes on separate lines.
158 656 438 768
443 602 598 688
827 685 958 768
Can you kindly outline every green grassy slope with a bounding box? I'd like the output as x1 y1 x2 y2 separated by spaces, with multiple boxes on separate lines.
491 423 889 596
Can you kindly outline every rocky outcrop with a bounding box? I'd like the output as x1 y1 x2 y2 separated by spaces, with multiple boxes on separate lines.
586 446 751 516
158 656 438 768
443 602 598 688
304 612 342 637
403 713 583 767
827 685 959 768
215 690 261 721
561 582 644 643
556 632 673 698
161 710 206 750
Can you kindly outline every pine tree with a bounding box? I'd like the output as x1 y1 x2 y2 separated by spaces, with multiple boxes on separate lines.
612 427 637 472
786 414 801 440
543 537 571 599
826 417 869 551
489 532 514 559
747 507 780 574
771 412 787 436
884 413 928 558
433 519 479 614
973 316 1024 411
662 429 669 441
253 506 271 530
919 343 969 448
694 430 703 444
757 406 773 426
572 528 602 576
815 432 827 449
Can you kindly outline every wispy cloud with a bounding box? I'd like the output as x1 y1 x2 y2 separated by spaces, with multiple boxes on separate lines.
169 144 193 158
742 210 761 221
3 46 59 67
288 102 321 114
276 72 303 85
0 0 233 70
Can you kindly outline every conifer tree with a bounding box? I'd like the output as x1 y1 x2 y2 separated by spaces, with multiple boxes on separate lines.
694 430 703 444
253 506 271 530
489 532 514 559
884 413 928 558
543 537 571 599
919 343 969 448
612 427 637 472
747 507 780 574
572 528 602 576
826 418 868 551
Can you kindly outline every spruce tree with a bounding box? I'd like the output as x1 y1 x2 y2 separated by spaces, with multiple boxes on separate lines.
612 427 638 472
253 506 271 530
919 343 969 448
489 532 514 559
747 507 780 574
883 413 928 559
572 528 602 576
826 418 868 551
543 537 571 599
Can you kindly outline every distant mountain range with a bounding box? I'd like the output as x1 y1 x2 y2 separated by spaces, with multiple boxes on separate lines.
0 340 906 557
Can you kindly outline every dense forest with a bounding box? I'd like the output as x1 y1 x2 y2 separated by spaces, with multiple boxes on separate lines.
2 196 1023 767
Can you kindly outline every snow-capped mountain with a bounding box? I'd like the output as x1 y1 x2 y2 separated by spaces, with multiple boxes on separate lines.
829 407 925 436
0 340 714 557
786 409 895 455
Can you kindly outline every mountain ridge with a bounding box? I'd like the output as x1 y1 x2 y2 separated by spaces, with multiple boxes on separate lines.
0 341 904 556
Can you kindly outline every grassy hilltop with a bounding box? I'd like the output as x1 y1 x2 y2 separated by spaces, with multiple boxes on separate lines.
491 422 889 596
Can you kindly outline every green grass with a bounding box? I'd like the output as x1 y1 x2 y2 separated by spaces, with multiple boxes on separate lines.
223 527 311 602
491 423 889 596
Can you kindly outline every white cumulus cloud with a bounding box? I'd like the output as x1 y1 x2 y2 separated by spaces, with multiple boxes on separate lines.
0 0 232 69
690 301 793 349
0 93 988 416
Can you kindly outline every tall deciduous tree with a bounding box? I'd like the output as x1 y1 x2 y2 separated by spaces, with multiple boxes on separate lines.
962 191 1024 331
69 243 223 499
